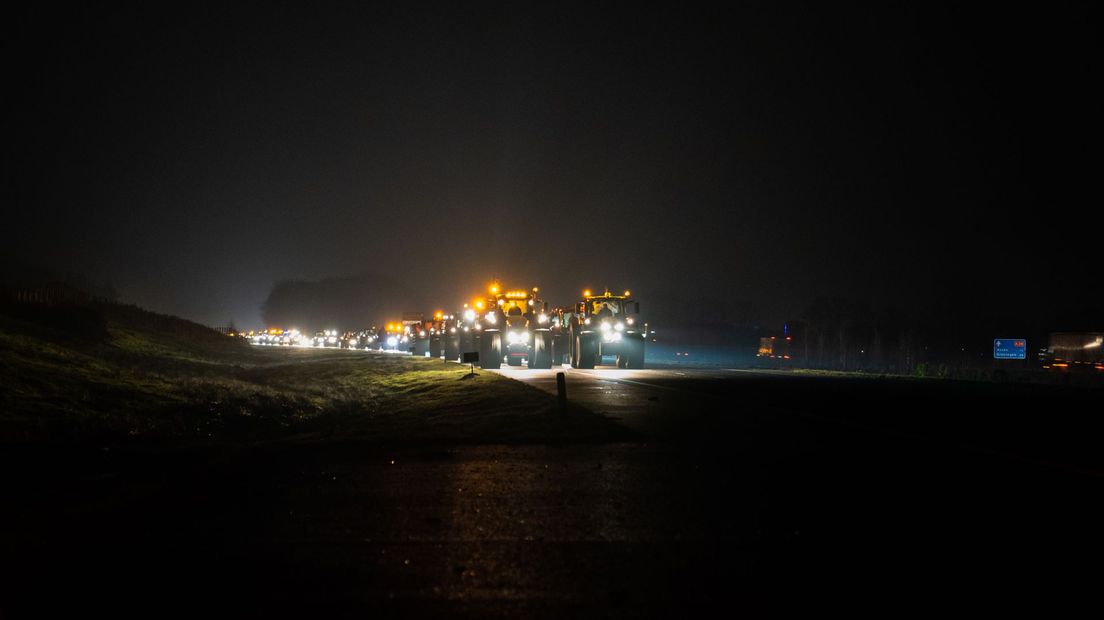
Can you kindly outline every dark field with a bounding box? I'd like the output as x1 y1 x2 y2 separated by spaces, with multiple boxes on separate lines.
1 303 1101 617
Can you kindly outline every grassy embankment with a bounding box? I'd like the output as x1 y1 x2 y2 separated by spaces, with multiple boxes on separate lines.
0 302 624 445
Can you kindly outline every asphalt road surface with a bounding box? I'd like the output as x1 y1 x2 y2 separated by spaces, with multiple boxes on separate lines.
3 365 1101 617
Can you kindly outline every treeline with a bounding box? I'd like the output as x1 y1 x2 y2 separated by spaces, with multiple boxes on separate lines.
639 288 1101 375
0 257 118 303
791 293 1103 373
261 272 428 331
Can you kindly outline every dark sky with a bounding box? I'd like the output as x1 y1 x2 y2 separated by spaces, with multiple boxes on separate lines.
7 2 1102 328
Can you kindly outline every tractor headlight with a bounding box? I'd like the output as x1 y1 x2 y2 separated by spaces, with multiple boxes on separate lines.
584 318 591 325
615 322 624 331
600 322 612 332
387 336 397 347
485 313 496 324
464 309 476 322
507 330 525 344
450 327 456 333
419 331 426 337
538 313 548 324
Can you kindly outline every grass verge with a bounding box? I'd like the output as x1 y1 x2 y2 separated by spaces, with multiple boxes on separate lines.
0 302 628 446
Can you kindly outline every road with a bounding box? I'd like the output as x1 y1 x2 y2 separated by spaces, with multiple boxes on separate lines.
491 365 739 436
3 364 1102 617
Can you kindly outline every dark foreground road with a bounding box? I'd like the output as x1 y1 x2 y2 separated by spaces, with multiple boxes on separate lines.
3 367 1101 617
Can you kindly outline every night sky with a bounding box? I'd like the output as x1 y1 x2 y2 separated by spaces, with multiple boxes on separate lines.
7 3 1102 329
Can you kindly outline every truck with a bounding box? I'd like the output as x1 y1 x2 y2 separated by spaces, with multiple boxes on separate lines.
1040 332 1104 372
551 289 645 369
756 335 794 367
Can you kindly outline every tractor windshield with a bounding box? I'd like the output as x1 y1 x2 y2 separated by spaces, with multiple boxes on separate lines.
501 299 527 316
589 299 624 317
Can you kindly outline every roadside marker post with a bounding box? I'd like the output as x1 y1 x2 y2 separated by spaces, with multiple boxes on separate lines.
556 371 567 410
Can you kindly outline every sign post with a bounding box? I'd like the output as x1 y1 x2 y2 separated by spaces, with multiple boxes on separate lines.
462 352 479 377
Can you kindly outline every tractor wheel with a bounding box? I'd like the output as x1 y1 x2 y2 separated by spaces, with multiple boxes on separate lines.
551 334 566 365
573 333 597 369
429 335 442 358
444 333 460 361
479 330 502 369
529 330 553 369
460 331 475 358
619 335 646 369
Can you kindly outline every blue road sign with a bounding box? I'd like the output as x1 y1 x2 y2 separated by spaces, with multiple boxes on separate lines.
993 339 1027 360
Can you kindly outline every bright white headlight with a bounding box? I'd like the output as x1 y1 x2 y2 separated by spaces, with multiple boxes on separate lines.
615 322 625 331
464 309 476 322
485 313 496 324
627 318 634 325
387 336 397 347
538 313 548 324
600 322 612 332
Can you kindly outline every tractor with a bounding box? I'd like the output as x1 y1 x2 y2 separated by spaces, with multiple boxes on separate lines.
470 283 553 370
552 289 645 369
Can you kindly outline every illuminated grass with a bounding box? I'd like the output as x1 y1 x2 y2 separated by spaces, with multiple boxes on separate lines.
0 304 625 444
